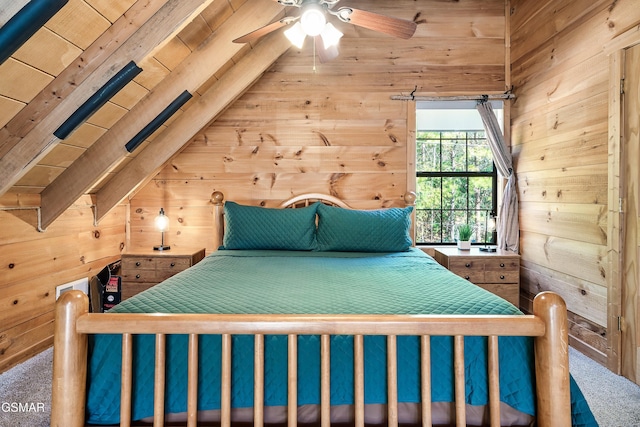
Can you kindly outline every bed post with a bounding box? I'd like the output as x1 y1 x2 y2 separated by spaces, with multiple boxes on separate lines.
403 191 417 245
212 191 224 250
533 291 571 427
51 290 89 427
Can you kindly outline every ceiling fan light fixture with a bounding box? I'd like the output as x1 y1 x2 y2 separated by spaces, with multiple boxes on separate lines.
300 3 326 36
320 22 343 49
284 21 306 48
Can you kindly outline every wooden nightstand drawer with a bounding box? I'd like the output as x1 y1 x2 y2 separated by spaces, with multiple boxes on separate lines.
157 258 191 271
121 269 158 282
121 282 154 300
121 257 156 270
448 261 484 282
485 270 519 283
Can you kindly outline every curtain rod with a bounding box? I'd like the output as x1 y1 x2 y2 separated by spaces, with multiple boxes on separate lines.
391 93 515 101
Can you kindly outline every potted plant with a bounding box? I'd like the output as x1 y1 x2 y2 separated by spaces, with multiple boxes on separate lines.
456 223 473 250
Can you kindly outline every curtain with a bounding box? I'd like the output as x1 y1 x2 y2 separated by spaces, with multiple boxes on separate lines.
476 100 519 253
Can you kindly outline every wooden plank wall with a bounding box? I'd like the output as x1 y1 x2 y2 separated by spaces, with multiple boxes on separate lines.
129 0 507 253
510 0 640 366
0 195 125 372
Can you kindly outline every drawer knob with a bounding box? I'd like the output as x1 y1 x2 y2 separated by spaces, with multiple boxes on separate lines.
464 275 470 280
500 275 505 280
135 261 141 267
500 263 505 268
170 262 176 267
136 274 140 279
465 263 471 268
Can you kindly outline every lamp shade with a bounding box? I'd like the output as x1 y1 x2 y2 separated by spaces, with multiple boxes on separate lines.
320 22 343 49
154 208 169 232
284 22 307 48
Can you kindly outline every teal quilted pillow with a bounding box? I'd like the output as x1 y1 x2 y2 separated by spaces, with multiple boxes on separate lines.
223 201 318 250
316 203 413 252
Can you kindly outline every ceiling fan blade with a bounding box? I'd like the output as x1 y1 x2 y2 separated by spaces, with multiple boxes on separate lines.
314 36 339 63
233 16 297 44
338 7 417 39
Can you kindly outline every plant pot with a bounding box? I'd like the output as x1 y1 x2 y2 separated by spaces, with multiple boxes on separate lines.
457 240 471 250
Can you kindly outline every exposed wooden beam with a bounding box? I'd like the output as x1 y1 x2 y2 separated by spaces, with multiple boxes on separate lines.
93 34 292 222
0 0 168 159
0 0 216 197
39 2 285 229
0 0 30 26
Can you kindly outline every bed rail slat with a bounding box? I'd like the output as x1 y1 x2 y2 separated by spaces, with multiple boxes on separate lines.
420 335 432 427
387 335 398 427
153 334 166 427
221 334 232 427
354 334 365 427
255 334 265 427
288 334 298 427
320 334 331 427
187 334 199 427
454 335 466 426
121 333 133 427
488 335 501 427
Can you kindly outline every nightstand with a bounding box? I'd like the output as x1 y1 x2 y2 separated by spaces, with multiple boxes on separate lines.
120 247 206 300
433 247 520 306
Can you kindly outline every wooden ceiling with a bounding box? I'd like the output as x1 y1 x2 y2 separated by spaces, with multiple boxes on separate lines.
0 0 503 228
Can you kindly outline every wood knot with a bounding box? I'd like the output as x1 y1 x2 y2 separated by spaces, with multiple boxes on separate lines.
94 230 100 238
8 263 15 269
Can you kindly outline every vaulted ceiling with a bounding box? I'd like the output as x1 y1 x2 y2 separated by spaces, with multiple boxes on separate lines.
0 0 482 229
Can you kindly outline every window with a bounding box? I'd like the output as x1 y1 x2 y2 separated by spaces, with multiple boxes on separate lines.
415 101 502 245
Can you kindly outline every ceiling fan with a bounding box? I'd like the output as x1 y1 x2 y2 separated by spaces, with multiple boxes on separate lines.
233 0 417 62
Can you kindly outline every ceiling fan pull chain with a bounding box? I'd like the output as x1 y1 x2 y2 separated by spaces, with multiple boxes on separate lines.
313 38 317 72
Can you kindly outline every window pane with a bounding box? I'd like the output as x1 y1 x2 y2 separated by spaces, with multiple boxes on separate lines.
441 135 466 172
467 134 493 172
468 177 493 211
415 209 441 243
442 177 468 210
416 138 440 171
444 210 469 243
416 177 441 210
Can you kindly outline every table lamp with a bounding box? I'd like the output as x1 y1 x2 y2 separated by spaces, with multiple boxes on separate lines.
153 208 170 251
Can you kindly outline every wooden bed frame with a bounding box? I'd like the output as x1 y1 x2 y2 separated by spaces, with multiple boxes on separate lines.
51 192 571 427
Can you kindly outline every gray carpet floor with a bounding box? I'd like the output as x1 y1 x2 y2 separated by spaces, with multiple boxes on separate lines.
0 346 639 426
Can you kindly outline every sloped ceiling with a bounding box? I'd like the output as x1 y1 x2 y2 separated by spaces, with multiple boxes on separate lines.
0 0 434 228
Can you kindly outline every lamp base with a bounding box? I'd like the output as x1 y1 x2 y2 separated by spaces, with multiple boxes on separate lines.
153 245 171 251
479 246 497 252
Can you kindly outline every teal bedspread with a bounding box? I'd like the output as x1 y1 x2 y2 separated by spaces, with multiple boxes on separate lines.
85 248 597 426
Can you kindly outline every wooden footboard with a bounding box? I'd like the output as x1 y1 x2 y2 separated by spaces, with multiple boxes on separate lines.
51 291 571 427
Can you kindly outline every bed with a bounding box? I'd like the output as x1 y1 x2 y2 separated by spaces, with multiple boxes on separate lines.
51 192 597 427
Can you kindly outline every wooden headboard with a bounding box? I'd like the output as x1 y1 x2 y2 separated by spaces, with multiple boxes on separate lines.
210 191 417 250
